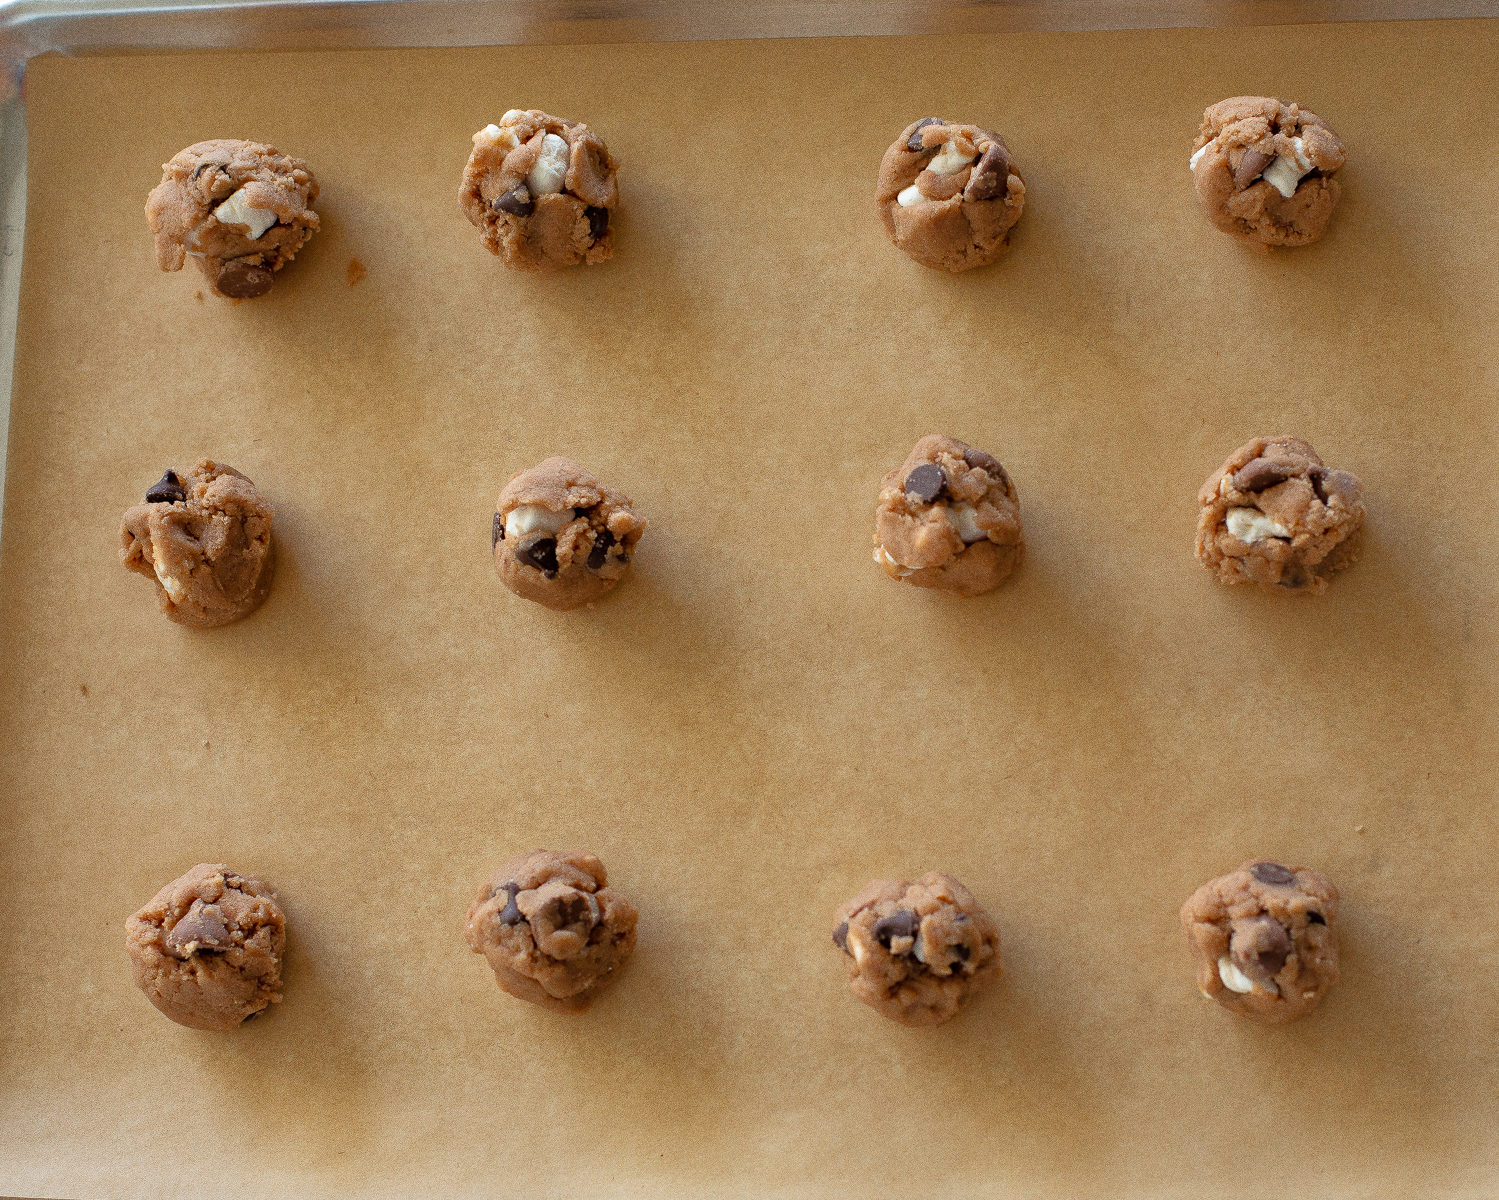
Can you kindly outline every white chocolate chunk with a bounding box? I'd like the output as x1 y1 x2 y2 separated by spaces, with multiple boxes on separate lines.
848 928 869 967
504 504 572 541
213 190 276 240
876 546 914 578
896 183 925 207
527 133 570 197
1218 954 1278 996
928 139 976 176
150 552 187 602
947 504 987 544
1225 507 1291 543
1189 142 1211 170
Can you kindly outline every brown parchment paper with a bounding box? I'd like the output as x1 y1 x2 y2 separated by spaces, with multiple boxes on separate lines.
1 20 1497 1199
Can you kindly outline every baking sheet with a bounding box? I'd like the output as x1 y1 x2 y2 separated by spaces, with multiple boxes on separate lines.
1 19 1497 1198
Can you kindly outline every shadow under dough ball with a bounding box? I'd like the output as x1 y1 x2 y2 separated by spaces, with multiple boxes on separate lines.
1189 96 1346 247
492 456 645 611
125 863 287 1031
874 434 1023 596
465 849 638 1013
1180 859 1340 1023
459 109 619 272
1196 435 1363 595
875 117 1025 272
832 872 1002 1027
119 460 275 627
145 139 319 298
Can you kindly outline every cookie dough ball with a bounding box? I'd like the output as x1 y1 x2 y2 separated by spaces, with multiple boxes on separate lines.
492 457 645 611
1196 436 1363 595
459 109 619 272
832 872 1001 1027
876 118 1025 272
119 461 275 627
1180 859 1340 1024
874 435 1023 596
1189 97 1347 247
145 139 319 298
465 849 638 1013
125 863 286 1031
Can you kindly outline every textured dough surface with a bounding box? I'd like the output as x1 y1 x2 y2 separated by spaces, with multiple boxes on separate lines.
119 460 275 627
1180 859 1340 1024
1196 435 1363 595
465 849 638 1013
492 456 645 610
876 118 1025 272
1189 96 1346 247
874 434 1023 596
458 109 619 272
145 138 319 298
124 863 286 1031
832 872 1002 1027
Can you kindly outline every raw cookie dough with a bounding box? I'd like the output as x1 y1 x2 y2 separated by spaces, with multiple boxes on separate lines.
875 118 1025 272
1189 97 1347 247
493 457 645 611
459 109 619 272
1180 859 1340 1024
1196 435 1363 595
874 434 1023 596
125 863 287 1031
119 460 275 627
833 872 1002 1027
465 849 638 1013
145 139 319 298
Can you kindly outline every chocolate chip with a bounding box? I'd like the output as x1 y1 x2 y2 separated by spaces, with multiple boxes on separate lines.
966 144 1010 200
496 883 523 926
906 118 945 152
1233 149 1274 189
587 527 614 570
1232 457 1295 492
1230 914 1292 986
1249 862 1296 886
1307 911 1327 925
1309 466 1330 503
144 469 186 504
903 463 946 504
832 921 849 952
164 901 232 956
874 908 920 949
952 943 970 960
492 512 504 548
556 895 593 927
494 185 534 217
516 534 559 577
585 205 610 241
216 259 273 299
1278 565 1313 591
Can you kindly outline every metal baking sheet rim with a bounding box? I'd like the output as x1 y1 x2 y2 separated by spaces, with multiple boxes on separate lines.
0 0 1490 547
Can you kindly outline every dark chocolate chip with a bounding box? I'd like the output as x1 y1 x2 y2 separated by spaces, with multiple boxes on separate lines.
144 469 186 505
1309 465 1330 503
585 205 610 241
1230 914 1292 986
587 527 615 570
873 908 920 949
953 943 970 960
1307 911 1327 925
216 259 273 299
496 883 523 926
1233 149 1274 189
164 901 232 956
494 185 535 217
240 1010 260 1022
903 463 946 504
1249 862 1296 886
966 144 1010 200
906 117 945 152
1278 565 1312 591
832 921 850 952
1233 457 1295 493
492 512 504 548
517 534 559 577
556 895 593 927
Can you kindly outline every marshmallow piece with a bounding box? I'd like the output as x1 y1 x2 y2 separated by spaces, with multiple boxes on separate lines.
527 133 570 197
947 504 987 544
896 183 925 207
928 139 976 176
1262 144 1310 199
1189 142 1211 170
505 504 573 541
1225 507 1291 543
876 546 914 577
1219 954 1277 996
213 189 277 240
500 110 526 126
477 123 520 152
